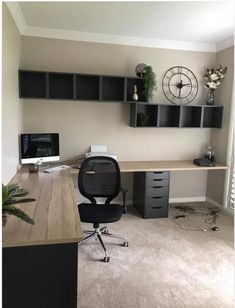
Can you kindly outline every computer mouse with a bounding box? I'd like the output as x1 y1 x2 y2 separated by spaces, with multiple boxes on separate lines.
212 226 219 231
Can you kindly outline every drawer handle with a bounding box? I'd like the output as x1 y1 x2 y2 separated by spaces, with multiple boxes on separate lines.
153 179 163 182
153 186 163 188
152 206 162 209
153 172 163 174
152 196 163 199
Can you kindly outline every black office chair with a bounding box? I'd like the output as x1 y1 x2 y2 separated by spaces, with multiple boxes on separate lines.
77 156 128 262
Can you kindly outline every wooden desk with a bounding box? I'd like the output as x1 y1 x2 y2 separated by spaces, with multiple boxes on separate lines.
3 160 228 308
118 160 228 172
3 168 83 248
3 168 83 308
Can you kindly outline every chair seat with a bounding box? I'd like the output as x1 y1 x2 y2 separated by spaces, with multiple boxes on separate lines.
78 203 123 223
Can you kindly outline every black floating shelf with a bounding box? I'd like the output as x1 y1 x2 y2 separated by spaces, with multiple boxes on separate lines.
126 77 146 102
18 70 223 129
19 71 46 98
76 74 100 100
181 106 202 128
49 73 74 99
159 105 180 127
101 76 125 101
130 103 223 129
203 106 223 128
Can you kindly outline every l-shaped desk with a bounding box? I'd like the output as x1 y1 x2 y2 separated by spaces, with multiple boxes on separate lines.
3 160 228 308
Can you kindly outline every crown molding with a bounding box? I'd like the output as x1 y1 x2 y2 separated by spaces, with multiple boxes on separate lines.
23 26 217 52
5 2 26 34
6 2 233 53
216 37 234 52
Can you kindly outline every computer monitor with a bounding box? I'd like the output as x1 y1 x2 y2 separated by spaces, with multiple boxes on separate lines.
20 133 60 164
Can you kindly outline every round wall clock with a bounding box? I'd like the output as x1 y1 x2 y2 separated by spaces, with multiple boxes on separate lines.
162 66 198 105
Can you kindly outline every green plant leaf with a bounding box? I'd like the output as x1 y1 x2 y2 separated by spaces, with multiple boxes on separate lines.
3 205 34 224
143 66 157 101
2 183 36 225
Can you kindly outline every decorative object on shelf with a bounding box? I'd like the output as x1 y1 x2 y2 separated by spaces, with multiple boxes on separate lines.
162 66 198 105
143 66 157 102
137 112 149 127
206 90 215 106
204 65 227 105
132 85 138 101
135 63 147 78
2 183 35 226
205 145 215 161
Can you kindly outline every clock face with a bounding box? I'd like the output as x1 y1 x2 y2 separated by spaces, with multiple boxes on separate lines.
162 66 198 105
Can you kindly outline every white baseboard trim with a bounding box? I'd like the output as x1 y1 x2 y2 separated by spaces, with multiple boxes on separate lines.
206 197 222 208
169 197 206 203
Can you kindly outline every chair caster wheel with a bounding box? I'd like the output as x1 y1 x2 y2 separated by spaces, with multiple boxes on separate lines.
103 229 109 234
123 242 128 247
103 256 110 262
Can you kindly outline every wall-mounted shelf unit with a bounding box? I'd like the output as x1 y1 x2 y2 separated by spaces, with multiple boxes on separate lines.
19 70 147 103
19 70 223 129
130 103 223 129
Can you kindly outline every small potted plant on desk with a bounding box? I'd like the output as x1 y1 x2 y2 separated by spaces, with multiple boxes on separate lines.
2 183 35 226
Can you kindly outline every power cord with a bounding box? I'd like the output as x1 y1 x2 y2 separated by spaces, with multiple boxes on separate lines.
170 204 221 232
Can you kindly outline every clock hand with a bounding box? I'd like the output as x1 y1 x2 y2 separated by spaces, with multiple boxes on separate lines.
176 80 183 89
181 83 191 87
178 88 181 98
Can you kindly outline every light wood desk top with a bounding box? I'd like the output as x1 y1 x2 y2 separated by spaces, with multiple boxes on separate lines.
3 168 83 248
118 160 229 172
3 160 228 248
70 160 228 174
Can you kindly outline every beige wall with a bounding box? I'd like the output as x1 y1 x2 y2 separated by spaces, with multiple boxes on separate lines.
207 47 234 205
21 36 217 200
2 4 22 184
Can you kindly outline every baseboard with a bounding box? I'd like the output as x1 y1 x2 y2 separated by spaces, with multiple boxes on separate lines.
169 197 206 203
206 197 222 208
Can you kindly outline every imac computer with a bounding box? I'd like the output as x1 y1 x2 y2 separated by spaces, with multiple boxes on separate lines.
20 133 60 164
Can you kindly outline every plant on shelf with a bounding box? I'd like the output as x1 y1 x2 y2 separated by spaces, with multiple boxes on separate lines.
137 112 149 127
143 66 157 102
2 183 35 226
204 65 227 105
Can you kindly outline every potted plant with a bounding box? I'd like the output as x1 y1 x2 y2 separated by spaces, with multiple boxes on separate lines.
143 66 157 102
2 183 35 226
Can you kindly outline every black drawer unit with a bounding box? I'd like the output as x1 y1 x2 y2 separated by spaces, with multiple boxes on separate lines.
133 171 170 219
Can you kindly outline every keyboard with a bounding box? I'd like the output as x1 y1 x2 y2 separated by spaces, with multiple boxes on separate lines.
43 165 70 173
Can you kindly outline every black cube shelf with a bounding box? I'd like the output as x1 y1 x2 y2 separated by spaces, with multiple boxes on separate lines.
76 74 100 100
181 106 202 128
19 70 223 129
130 103 223 128
19 70 145 103
203 106 223 128
126 78 146 102
19 71 46 98
49 73 74 99
159 105 180 127
101 76 125 101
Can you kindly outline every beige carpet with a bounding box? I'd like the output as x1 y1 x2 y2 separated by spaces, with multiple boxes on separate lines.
78 203 234 308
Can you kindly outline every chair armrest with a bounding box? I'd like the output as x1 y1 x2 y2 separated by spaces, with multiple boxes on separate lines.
120 187 128 214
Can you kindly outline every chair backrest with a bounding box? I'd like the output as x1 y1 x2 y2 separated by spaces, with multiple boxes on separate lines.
78 156 121 204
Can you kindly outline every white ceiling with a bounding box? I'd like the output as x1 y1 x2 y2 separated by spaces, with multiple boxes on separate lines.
7 2 235 52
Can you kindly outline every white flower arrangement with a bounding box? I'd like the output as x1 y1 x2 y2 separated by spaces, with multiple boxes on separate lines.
204 65 227 91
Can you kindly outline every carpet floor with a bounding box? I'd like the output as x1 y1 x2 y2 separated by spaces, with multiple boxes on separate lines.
78 203 234 308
